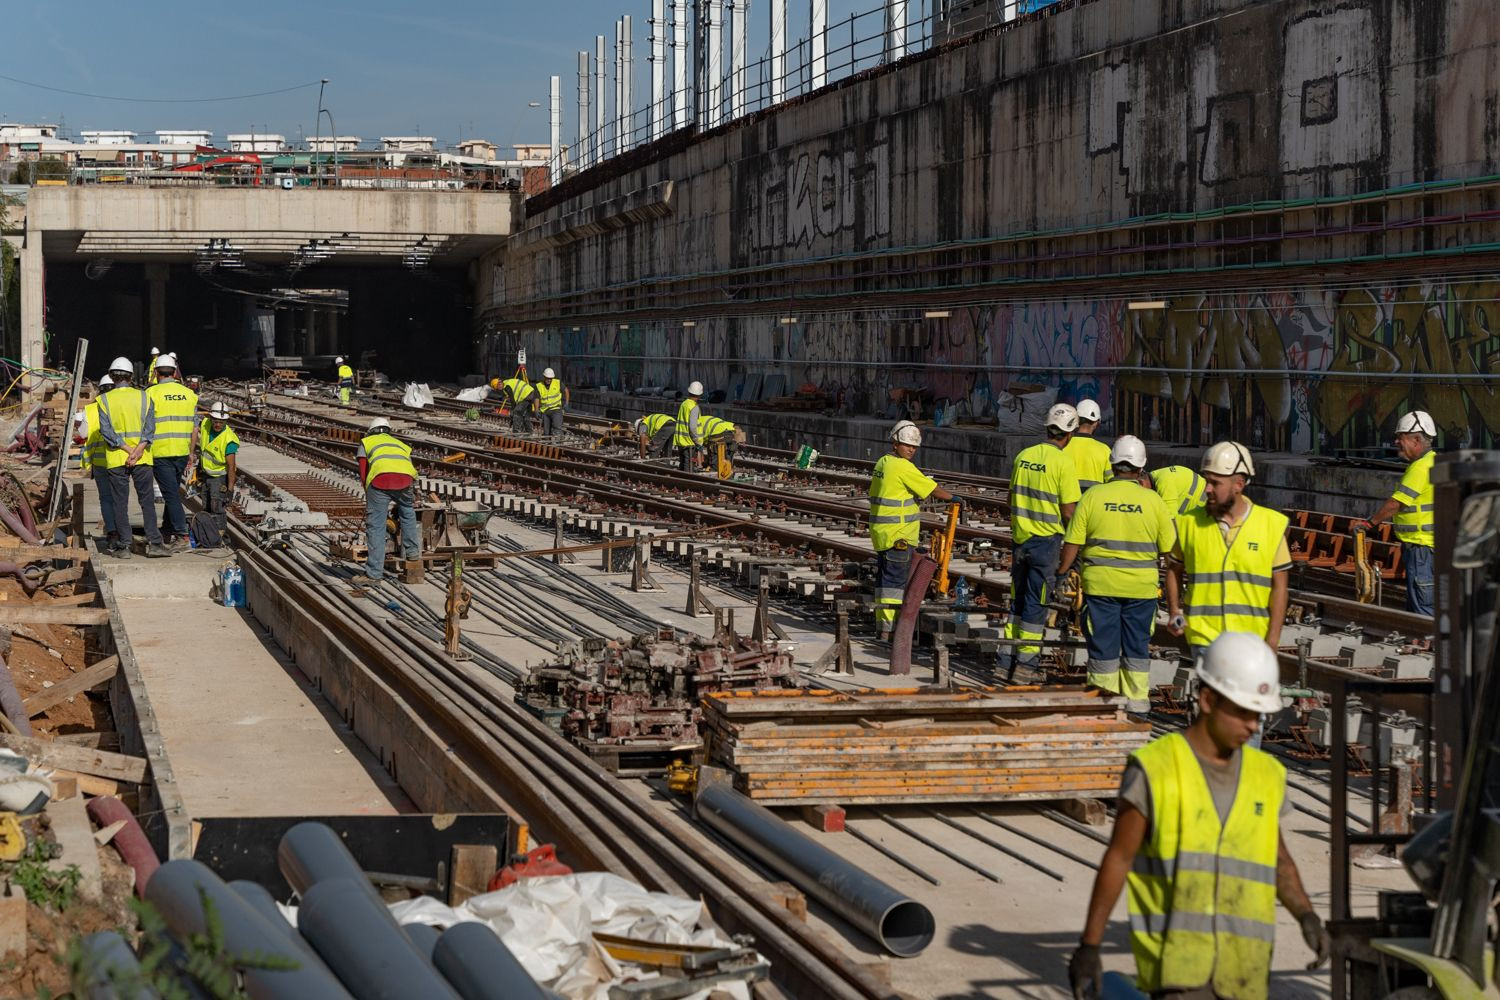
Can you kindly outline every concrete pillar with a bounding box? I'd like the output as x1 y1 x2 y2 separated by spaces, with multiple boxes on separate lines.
146 263 168 355
19 234 42 378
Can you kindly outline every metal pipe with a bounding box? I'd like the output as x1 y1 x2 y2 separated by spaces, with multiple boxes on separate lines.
919 808 1063 881
578 51 591 170
874 810 1001 883
144 859 353 999
548 75 561 185
621 15 634 152
705 0 723 128
77 930 161 1000
594 35 607 163
886 0 907 62
277 821 389 912
432 921 550 1000
298 877 461 999
404 922 442 962
968 811 1099 870
769 0 786 104
843 822 940 886
650 0 666 141
231 880 334 974
671 0 688 131
614 19 624 158
809 0 827 89
729 0 746 119
695 782 935 957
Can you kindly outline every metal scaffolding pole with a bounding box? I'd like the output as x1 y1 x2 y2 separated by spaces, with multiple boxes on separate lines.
621 15 634 152
729 0 746 120
594 35 606 163
614 19 624 158
705 0 723 127
810 0 827 90
549 74 561 184
769 0 786 104
650 0 666 141
671 0 689 131
578 50 591 169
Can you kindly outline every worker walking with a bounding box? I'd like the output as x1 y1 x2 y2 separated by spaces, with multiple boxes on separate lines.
1151 465 1208 515
1064 399 1113 494
1068 632 1328 1000
868 421 959 638
1004 404 1083 674
195 402 239 537
145 347 161 387
536 367 569 439
634 413 676 458
1353 410 1436 616
1165 442 1291 664
357 417 421 582
501 375 537 434
1055 435 1175 714
674 381 705 471
77 374 117 549
95 357 170 559
147 353 199 548
335 356 354 406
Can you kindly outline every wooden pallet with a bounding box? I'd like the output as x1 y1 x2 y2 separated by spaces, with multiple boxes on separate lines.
576 739 697 778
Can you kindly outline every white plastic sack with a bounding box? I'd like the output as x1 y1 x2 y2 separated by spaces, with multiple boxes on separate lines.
995 385 1059 435
402 383 435 409
454 385 492 403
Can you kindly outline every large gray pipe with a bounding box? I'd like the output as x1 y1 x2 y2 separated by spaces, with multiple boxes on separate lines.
231 879 334 975
403 922 442 962
431 921 550 1000
695 783 935 957
298 878 461 1000
77 930 161 1000
144 859 353 999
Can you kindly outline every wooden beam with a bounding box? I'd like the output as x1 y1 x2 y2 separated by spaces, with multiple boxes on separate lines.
35 592 100 608
24 656 119 717
0 607 109 626
0 733 147 783
0 543 88 564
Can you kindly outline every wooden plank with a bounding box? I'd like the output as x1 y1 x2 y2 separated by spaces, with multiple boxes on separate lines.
0 733 147 783
38 566 87 586
52 731 120 750
0 606 109 626
49 768 120 798
39 592 101 608
0 543 89 564
24 656 119 717
448 844 498 906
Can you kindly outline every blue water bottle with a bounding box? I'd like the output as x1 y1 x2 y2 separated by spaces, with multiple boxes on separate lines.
220 565 245 608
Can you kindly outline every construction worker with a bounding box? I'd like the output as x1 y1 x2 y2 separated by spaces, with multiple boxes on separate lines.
1004 404 1083 673
195 401 239 536
356 416 421 581
145 347 161 387
674 381 705 471
501 375 537 433
76 374 117 549
1151 465 1208 515
147 353 199 548
1165 442 1291 663
1064 398 1113 493
868 420 959 638
536 367 568 439
95 357 170 559
335 356 354 406
1055 435 1174 714
1353 410 1436 616
700 416 742 459
634 413 676 458
1069 632 1328 1000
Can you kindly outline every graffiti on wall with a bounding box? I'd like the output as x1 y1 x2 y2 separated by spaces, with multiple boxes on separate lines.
736 132 892 257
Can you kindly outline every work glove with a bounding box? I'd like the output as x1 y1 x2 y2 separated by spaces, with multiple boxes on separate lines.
1167 613 1187 636
1350 519 1371 535
1066 942 1103 1000
1299 911 1331 969
948 494 965 509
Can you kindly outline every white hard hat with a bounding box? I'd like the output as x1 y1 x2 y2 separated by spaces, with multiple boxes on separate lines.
335 356 345 364
154 352 177 370
98 373 114 388
1045 403 1079 433
1109 435 1147 469
367 416 391 433
1395 411 1436 437
1076 399 1102 422
543 367 556 379
687 380 704 396
633 417 646 433
891 419 922 447
209 401 230 419
1197 632 1284 714
108 356 134 375
1201 440 1255 478
149 347 160 356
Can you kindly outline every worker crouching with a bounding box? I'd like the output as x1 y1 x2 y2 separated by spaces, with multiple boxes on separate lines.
867 421 959 639
634 414 676 458
196 402 239 536
357 417 421 581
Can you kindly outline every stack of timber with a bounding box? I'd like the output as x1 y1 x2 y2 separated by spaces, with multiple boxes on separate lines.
700 686 1152 805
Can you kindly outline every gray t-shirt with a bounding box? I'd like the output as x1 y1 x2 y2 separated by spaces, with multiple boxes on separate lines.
1119 743 1291 829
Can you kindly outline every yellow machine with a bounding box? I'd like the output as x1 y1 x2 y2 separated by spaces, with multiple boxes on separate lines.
716 442 733 480
930 502 961 597
1353 525 1382 605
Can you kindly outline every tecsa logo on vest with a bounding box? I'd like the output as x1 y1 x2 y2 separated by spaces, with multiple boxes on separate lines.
161 393 190 402
1017 460 1049 473
1102 502 1144 513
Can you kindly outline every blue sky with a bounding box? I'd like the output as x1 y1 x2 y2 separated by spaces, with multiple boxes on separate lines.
1 0 919 149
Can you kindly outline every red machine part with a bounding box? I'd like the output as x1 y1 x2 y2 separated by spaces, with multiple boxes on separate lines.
487 844 573 891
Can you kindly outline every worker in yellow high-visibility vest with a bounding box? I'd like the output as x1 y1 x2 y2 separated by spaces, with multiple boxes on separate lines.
1054 435 1174 714
356 416 421 581
536 367 569 439
336 356 354 405
700 416 742 459
147 352 199 548
1004 403 1082 673
1063 398 1113 494
868 420 960 638
195 401 239 536
1069 633 1328 1000
145 347 161 387
501 376 537 434
95 357 170 559
1151 465 1208 515
1352 410 1436 616
634 414 677 458
75 374 117 549
674 381 705 472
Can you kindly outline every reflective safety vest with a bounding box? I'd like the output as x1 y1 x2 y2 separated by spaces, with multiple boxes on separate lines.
82 401 106 472
360 433 418 489
147 381 199 459
1064 434 1113 492
1127 732 1284 1000
337 364 354 385
537 378 564 412
868 453 933 551
1152 466 1207 515
1177 501 1289 647
198 419 240 478
1071 480 1173 599
503 378 535 404
701 416 736 439
1392 450 1435 548
1010 441 1080 544
640 413 675 436
674 398 702 447
102 387 154 469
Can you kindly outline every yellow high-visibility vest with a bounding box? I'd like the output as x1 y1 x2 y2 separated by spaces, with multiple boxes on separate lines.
1152 466 1207 515
1065 480 1174 599
147 381 199 459
360 433 418 489
1010 442 1080 544
102 387 154 469
337 364 354 383
1391 451 1435 548
701 416 736 438
82 400 105 471
503 378 535 404
198 419 240 477
673 398 701 447
1127 732 1283 1000
640 413 675 436
1177 501 1289 647
537 378 564 412
868 454 935 551
1064 434 1113 492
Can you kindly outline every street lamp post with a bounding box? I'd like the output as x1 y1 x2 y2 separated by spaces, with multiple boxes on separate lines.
313 78 330 186
503 101 543 161
320 108 338 187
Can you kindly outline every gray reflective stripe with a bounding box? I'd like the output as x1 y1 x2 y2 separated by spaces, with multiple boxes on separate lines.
153 432 193 439
1190 570 1274 587
1394 483 1419 499
366 443 411 461
1395 523 1434 535
1083 556 1159 569
1079 479 1100 490
1187 603 1271 618
156 414 195 423
875 589 905 602
1177 495 1194 514
1128 910 1276 943
1088 658 1121 676
1015 507 1061 524
1091 539 1160 552
1013 484 1059 503
1418 504 1434 511
870 496 918 508
869 513 921 524
1017 617 1046 633
1122 657 1151 672
1135 851 1276 884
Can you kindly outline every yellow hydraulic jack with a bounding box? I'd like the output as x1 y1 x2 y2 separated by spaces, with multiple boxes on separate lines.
715 442 733 481
930 502 962 597
1353 525 1382 605
443 556 473 660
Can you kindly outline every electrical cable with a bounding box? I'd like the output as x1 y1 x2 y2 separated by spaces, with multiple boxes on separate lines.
0 73 321 104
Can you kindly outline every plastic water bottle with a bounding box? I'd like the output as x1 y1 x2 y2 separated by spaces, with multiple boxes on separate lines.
220 565 245 608
953 577 970 626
